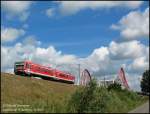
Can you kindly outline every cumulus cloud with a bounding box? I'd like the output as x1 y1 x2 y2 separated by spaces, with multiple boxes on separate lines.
108 40 148 60
23 35 41 46
1 38 149 91
1 40 77 75
80 40 148 91
80 47 110 73
1 27 25 42
128 56 149 73
111 7 149 40
125 73 142 91
56 1 143 15
32 46 77 67
1 1 33 21
19 12 30 21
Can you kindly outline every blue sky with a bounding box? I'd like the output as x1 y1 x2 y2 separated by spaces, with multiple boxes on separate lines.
1 1 149 56
1 1 149 91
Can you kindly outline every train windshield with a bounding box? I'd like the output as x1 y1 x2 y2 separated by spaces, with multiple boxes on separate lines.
15 62 24 69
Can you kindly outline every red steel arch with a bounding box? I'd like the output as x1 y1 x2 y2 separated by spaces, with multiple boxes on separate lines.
118 67 130 89
80 69 91 86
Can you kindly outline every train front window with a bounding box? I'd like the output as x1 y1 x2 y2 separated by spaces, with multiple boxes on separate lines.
15 62 24 69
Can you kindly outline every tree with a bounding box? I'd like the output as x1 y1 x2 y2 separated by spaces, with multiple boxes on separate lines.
140 70 150 93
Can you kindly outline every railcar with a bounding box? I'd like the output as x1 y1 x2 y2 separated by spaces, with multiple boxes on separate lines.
14 60 75 84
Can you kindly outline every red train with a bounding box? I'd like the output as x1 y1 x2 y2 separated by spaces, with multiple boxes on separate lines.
14 60 75 84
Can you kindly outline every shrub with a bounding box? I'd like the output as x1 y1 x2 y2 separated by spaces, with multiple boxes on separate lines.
67 79 97 112
107 82 122 91
67 79 109 113
87 87 109 113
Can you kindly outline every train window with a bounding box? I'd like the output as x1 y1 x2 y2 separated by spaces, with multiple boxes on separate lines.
15 62 24 69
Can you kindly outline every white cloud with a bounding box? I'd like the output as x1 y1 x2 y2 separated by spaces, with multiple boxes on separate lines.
111 7 149 40
128 56 149 73
1 38 149 91
3 68 14 74
1 41 77 75
110 24 120 30
32 47 77 67
1 1 33 21
23 35 41 46
90 47 109 61
1 27 25 42
2 40 148 73
108 40 148 60
125 73 142 91
1 1 32 14
19 12 30 21
57 1 143 15
79 46 127 77
1 43 35 73
80 47 110 73
45 8 54 17
80 47 109 70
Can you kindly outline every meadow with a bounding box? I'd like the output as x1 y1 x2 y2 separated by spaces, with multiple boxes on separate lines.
1 72 148 113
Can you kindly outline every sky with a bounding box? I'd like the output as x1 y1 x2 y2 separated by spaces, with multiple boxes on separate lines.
1 1 149 91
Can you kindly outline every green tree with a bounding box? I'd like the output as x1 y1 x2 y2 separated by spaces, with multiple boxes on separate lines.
140 70 150 93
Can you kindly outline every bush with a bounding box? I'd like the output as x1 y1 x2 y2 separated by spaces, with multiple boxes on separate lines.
107 82 122 91
67 79 109 113
67 79 97 113
66 77 148 113
87 87 109 113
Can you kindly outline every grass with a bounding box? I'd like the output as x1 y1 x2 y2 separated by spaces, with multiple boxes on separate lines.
1 72 77 113
1 72 149 113
66 80 149 113
105 89 148 113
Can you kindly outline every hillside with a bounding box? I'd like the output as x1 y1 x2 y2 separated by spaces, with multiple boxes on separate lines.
1 72 148 113
1 72 77 113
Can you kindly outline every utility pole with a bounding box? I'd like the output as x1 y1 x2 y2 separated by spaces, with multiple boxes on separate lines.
104 75 105 87
77 64 80 85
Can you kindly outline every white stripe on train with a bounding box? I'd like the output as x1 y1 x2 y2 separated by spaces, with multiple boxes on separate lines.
24 70 74 82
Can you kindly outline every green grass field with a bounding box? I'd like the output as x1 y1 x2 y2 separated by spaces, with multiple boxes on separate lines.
1 72 77 113
1 72 148 113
